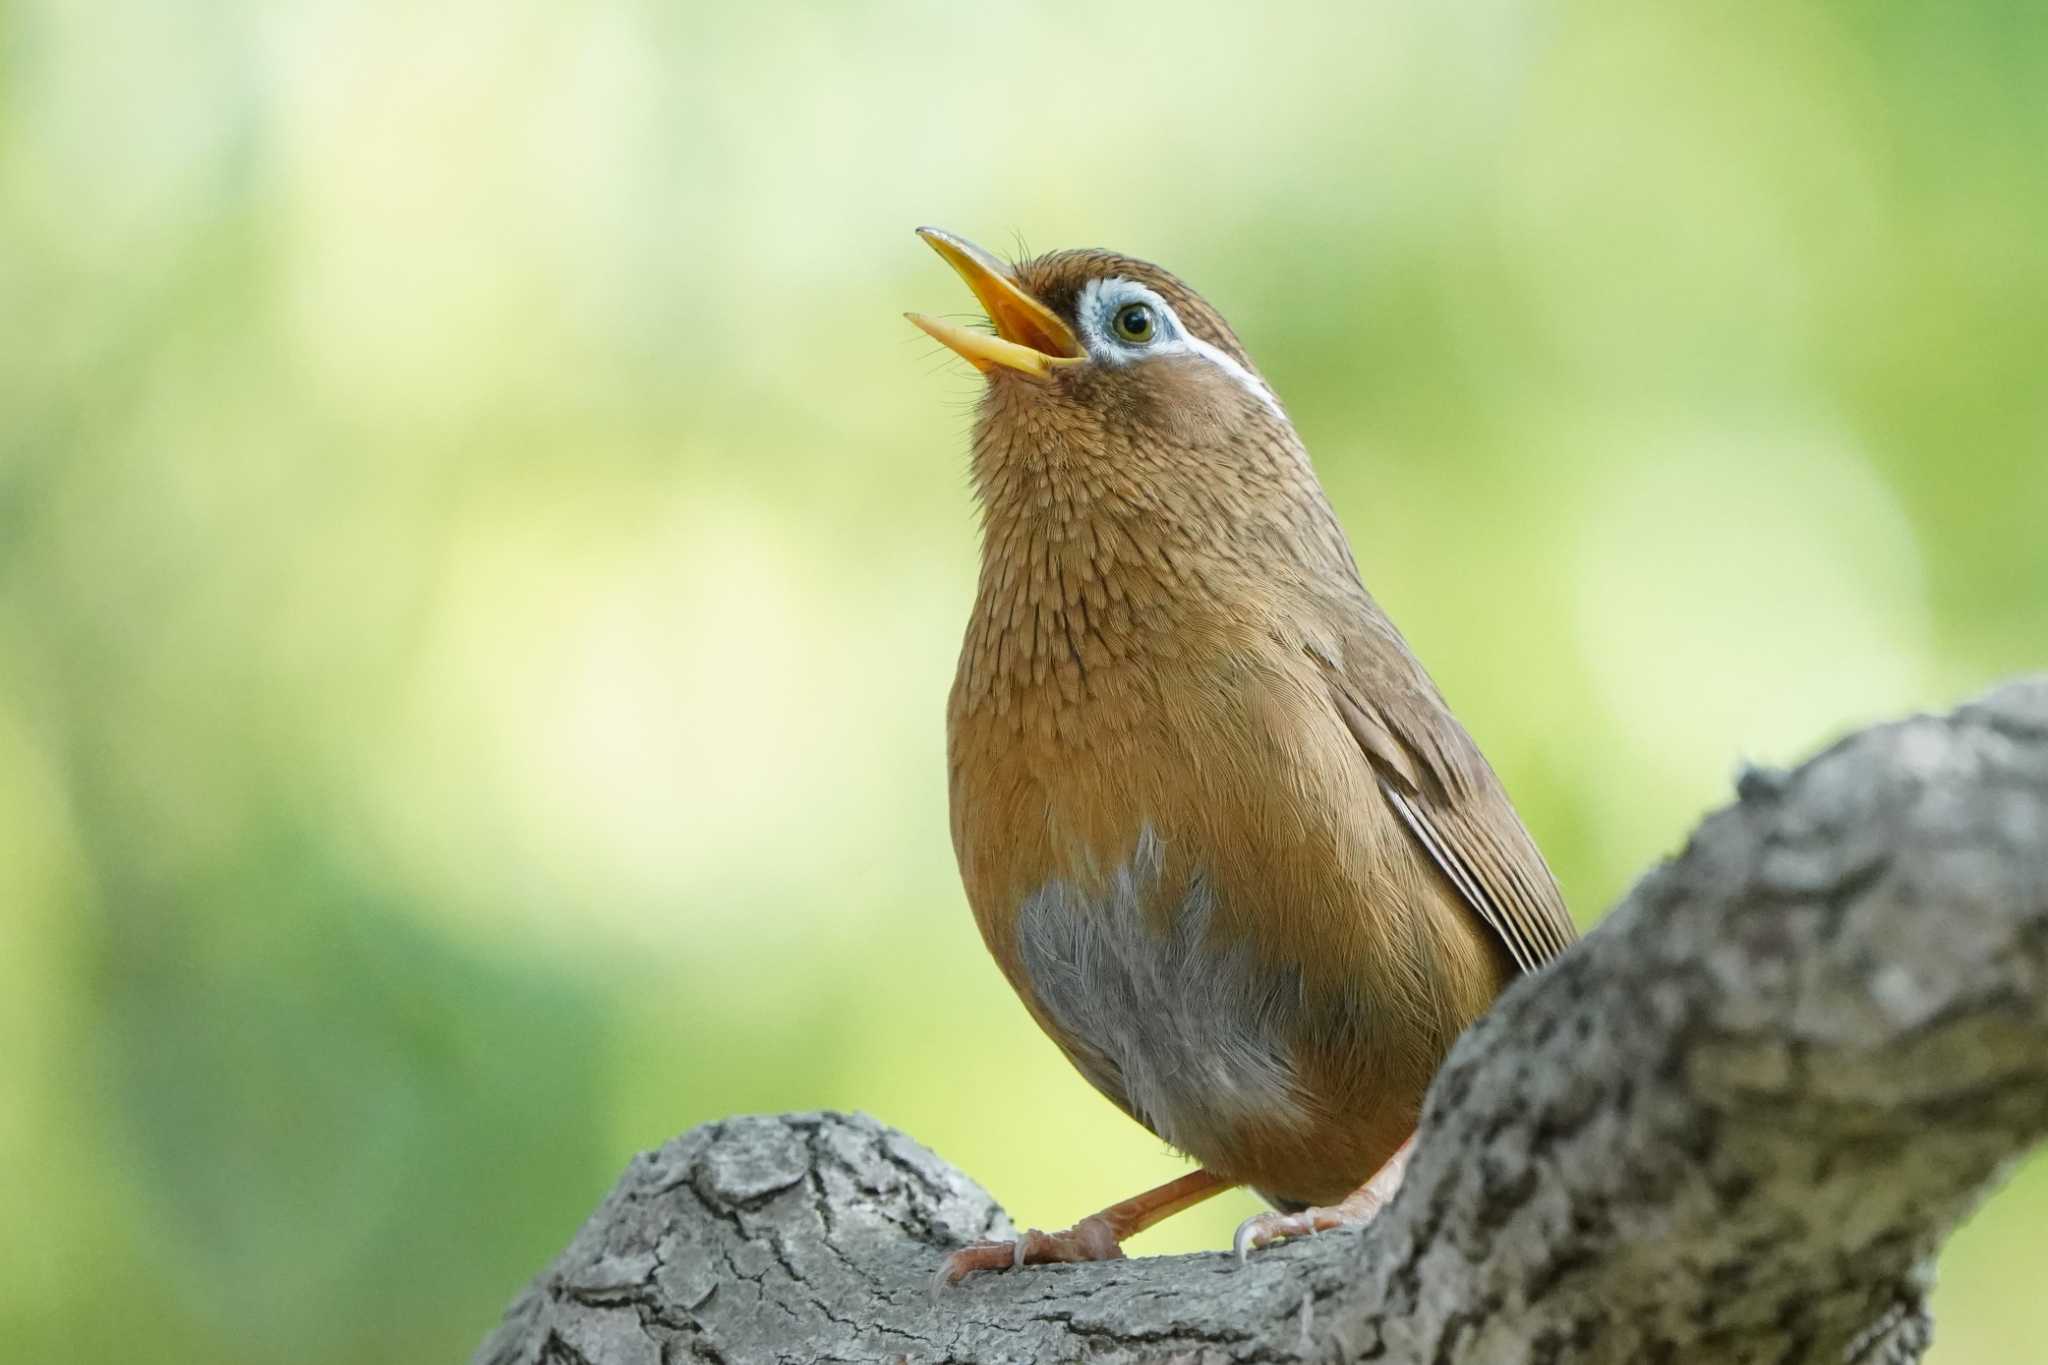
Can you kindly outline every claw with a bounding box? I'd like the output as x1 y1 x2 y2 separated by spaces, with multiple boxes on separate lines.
1233 1221 1259 1263
1235 1209 1319 1260
931 1240 1021 1298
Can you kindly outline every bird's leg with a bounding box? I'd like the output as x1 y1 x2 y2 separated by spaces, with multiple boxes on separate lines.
935 1168 1234 1290
1232 1134 1414 1259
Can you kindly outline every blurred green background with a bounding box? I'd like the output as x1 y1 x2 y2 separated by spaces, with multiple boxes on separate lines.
3 1 2044 1360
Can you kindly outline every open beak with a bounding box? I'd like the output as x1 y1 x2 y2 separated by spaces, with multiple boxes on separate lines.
906 227 1083 380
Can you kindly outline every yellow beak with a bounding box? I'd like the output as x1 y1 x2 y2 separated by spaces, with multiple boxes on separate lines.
906 227 1083 379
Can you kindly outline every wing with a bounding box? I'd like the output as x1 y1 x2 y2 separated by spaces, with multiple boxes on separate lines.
1310 637 1577 975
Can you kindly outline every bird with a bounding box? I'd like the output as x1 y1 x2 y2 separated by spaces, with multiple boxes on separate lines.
905 227 1577 1286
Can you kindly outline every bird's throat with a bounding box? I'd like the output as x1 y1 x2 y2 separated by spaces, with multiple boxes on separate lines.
953 390 1353 734
955 500 1198 725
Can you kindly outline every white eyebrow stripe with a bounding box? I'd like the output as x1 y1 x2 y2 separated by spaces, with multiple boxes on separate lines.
1182 334 1284 421
1075 277 1286 422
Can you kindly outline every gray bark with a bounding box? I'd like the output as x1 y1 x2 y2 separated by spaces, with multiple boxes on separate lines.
474 678 2048 1365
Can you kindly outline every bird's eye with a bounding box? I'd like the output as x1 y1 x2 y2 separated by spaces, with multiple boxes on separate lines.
1112 303 1156 344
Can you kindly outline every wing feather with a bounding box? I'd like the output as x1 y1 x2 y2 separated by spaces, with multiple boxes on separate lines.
1316 647 1576 973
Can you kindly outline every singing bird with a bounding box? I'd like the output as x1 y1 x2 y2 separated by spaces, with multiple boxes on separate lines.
907 228 1576 1284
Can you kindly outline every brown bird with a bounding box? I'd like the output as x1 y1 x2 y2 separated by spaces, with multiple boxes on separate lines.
907 228 1576 1285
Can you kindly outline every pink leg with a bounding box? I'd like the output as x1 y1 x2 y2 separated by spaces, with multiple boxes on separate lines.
1233 1134 1414 1259
935 1168 1234 1292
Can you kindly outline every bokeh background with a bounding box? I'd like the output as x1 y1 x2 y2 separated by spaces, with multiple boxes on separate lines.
4 2 2044 1360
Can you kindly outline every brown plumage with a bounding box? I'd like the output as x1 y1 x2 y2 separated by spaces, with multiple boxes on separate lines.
908 229 1576 1284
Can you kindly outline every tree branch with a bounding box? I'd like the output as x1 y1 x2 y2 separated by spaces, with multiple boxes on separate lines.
474 678 2048 1364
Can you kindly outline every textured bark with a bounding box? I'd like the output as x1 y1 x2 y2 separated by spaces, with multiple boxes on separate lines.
475 679 2048 1364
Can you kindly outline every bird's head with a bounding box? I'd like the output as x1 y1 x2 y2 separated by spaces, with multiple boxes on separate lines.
907 228 1301 504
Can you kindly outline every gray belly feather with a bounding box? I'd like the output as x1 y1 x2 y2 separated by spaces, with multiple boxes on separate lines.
1013 826 1311 1160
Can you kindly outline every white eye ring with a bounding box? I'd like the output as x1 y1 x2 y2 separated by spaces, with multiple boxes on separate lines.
1073 276 1286 419
1077 279 1182 361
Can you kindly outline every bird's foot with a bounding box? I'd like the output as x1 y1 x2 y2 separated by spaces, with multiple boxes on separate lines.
1233 1138 1412 1260
1232 1194 1378 1258
933 1215 1123 1293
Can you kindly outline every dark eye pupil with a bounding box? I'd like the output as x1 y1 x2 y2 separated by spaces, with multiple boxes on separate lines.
1117 305 1152 339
